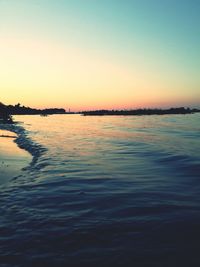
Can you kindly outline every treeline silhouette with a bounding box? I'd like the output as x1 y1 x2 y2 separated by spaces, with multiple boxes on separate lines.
82 107 200 116
1 102 200 124
0 102 65 115
0 102 66 123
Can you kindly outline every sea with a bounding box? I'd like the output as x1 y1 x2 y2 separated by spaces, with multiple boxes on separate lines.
0 114 200 267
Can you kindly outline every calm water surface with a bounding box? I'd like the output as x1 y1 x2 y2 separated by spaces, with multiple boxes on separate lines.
0 114 200 266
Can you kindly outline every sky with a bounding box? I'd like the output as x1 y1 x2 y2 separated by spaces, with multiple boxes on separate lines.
0 0 200 111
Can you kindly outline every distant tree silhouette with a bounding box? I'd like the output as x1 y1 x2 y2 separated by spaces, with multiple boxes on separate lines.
82 107 200 116
0 102 66 123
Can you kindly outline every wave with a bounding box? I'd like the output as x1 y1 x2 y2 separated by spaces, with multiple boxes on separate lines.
0 123 47 170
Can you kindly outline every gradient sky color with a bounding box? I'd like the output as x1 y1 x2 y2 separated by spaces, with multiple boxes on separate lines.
0 0 200 111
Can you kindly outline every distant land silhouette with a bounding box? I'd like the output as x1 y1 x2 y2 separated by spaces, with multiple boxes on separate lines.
0 102 67 123
0 102 66 115
1 102 200 124
82 107 200 116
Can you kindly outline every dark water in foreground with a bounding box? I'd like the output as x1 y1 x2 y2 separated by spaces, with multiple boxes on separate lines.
0 114 200 267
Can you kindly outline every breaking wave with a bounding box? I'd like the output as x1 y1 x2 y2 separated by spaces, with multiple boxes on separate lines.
0 123 47 170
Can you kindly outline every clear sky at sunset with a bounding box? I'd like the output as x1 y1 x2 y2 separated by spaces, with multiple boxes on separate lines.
0 0 199 111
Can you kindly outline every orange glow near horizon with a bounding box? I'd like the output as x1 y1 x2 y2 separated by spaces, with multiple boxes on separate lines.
0 36 199 111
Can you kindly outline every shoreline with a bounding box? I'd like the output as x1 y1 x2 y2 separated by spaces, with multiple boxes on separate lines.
0 129 31 185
